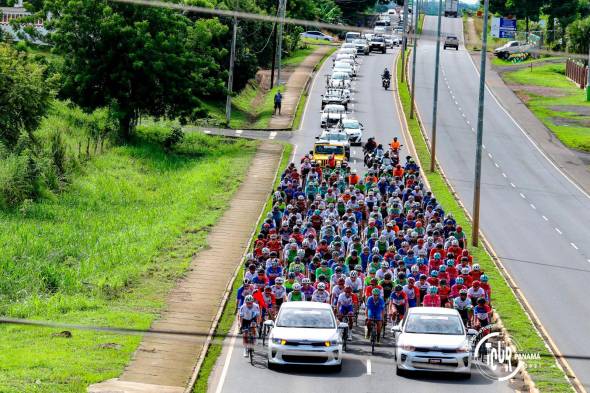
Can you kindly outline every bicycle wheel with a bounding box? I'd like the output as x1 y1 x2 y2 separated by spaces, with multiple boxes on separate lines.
249 346 254 365
371 330 376 355
261 325 267 347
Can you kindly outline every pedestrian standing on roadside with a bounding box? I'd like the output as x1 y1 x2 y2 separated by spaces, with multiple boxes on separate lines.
274 91 282 115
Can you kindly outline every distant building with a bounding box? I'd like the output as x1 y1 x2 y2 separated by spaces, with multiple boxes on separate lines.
0 0 48 44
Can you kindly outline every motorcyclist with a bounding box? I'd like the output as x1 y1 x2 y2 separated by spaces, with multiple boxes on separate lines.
382 67 391 80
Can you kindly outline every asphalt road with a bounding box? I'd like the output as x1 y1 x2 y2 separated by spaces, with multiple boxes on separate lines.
414 15 590 387
209 38 512 393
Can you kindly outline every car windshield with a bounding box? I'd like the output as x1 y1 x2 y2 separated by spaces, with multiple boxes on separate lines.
322 133 348 141
343 120 359 129
276 308 335 329
314 145 345 155
352 39 366 45
324 106 344 113
331 73 348 80
372 37 384 42
447 36 457 40
404 314 465 335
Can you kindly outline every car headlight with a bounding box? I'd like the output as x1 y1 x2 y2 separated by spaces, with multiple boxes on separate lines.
400 344 415 351
272 338 286 345
455 341 471 353
325 340 340 347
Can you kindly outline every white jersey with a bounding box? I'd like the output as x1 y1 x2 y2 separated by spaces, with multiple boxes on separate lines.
239 303 260 320
337 293 354 307
311 289 330 303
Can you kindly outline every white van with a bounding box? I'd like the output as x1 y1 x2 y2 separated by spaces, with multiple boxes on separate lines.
345 32 361 43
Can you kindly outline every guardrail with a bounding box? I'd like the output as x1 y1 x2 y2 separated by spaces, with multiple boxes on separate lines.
565 59 588 89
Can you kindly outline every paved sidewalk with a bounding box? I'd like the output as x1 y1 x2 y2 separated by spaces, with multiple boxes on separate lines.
470 51 590 194
89 141 283 393
268 45 333 129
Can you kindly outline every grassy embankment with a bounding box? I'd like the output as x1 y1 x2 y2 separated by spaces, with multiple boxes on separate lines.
502 63 590 152
397 52 571 391
0 122 258 393
192 143 293 393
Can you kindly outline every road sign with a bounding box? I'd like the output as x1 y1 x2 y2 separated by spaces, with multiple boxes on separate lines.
491 16 517 38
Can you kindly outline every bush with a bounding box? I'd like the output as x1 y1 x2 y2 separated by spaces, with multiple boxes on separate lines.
0 151 39 208
566 16 590 54
163 125 185 150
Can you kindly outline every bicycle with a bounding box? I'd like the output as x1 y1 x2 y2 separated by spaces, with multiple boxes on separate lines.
246 321 257 365
340 314 349 352
366 317 379 355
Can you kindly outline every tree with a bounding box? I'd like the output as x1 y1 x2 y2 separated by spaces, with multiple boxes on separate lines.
566 15 590 53
507 0 544 36
0 44 51 149
46 0 224 140
542 0 579 44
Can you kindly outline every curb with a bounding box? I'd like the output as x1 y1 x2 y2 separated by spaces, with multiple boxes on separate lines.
394 47 545 393
184 142 285 393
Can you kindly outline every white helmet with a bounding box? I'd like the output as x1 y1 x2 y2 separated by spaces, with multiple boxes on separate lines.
318 282 326 290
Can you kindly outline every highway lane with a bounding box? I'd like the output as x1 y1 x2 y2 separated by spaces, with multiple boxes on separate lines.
209 42 512 393
414 15 590 386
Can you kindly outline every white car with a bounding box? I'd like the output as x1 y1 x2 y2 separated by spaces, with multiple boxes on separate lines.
334 58 358 75
392 307 475 378
265 302 346 370
329 72 351 88
300 31 335 41
333 63 354 78
341 118 363 145
338 48 357 58
317 130 351 159
352 38 369 55
321 104 347 128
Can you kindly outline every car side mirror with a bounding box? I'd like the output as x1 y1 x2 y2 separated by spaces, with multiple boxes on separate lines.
467 328 478 336
264 320 275 328
338 322 349 330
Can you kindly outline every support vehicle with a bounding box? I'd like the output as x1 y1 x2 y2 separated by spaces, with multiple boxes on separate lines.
444 0 458 17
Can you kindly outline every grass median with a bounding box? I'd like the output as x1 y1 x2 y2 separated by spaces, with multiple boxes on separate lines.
397 51 571 392
192 143 293 393
0 126 258 393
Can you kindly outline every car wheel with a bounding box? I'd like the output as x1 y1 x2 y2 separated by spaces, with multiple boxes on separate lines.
396 366 405 376
456 47 459 51
382 49 386 54
460 372 471 380
332 363 342 372
267 360 277 370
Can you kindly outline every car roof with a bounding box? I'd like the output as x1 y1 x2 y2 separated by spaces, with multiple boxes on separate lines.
280 301 332 310
408 307 460 316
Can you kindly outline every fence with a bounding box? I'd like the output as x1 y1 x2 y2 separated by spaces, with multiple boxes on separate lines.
566 59 588 89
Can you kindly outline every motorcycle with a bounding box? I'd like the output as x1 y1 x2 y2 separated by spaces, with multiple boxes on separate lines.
382 76 390 90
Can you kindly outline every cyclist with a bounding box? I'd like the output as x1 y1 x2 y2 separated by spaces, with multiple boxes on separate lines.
237 278 254 308
453 289 472 327
403 277 420 308
438 279 451 307
272 277 287 313
417 274 430 304
261 285 276 320
239 295 261 357
450 276 466 300
345 270 364 295
472 297 492 329
388 285 408 324
337 286 355 339
470 263 483 281
480 274 492 303
422 286 441 307
366 288 385 342
311 282 330 303
287 283 306 301
467 280 486 306
301 277 314 301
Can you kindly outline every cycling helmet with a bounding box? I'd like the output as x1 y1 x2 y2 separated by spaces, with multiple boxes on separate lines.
480 274 489 282
472 280 481 287
275 277 284 284
473 264 481 271
354 265 363 272
243 278 250 284
459 289 468 295
288 272 296 278
394 285 403 292
244 295 255 303
446 260 455 266
344 286 353 293
433 253 441 260
271 260 278 266
335 266 343 273
477 297 486 305
430 270 439 277
398 272 406 280
411 265 419 273
456 277 464 284
293 283 302 291
381 262 389 268
372 247 380 254
302 278 311 284
461 267 469 275
264 285 272 292
318 282 326 290
372 288 381 296
419 274 427 280
429 286 438 294
439 265 447 272
350 271 358 278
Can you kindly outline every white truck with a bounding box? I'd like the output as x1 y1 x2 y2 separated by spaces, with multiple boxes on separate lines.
444 0 458 17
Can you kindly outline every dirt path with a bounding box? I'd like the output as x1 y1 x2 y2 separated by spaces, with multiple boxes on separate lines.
89 141 283 393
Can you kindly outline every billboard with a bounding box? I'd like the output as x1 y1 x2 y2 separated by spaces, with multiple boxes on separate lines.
491 17 517 38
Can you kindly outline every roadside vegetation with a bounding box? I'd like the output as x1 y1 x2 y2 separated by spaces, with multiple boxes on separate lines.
397 51 571 392
0 122 257 393
502 63 590 152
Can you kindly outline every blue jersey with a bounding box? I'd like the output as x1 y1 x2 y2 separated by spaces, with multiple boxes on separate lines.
366 296 385 319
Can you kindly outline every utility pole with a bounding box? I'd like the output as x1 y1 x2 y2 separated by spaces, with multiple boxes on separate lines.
276 0 287 86
429 0 442 172
472 0 490 247
225 16 238 125
410 0 420 119
270 12 278 88
586 44 590 102
401 0 409 83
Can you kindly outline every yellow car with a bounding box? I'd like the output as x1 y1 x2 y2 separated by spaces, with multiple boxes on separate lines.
312 142 346 167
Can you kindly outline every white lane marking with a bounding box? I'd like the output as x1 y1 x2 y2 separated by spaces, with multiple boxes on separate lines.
291 144 298 162
502 173 507 178
204 130 211 134
510 182 516 188
235 129 243 135
482 143 486 149
555 228 562 235
571 243 579 250
587 259 590 263
454 100 459 105
542 215 549 221
530 203 536 210
462 113 466 118
366 359 372 375
488 153 493 159
214 324 238 393
466 52 590 201
494 162 500 168
352 150 356 156
466 120 471 125
519 193 526 199
269 131 277 140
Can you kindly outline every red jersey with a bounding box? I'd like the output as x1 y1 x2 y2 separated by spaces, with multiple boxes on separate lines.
429 248 447 260
365 284 383 299
458 274 473 287
426 277 439 287
437 272 449 283
267 239 282 253
480 282 491 301
446 266 458 281
470 270 483 281
450 283 466 298
438 285 451 304
422 294 441 307
429 258 443 271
